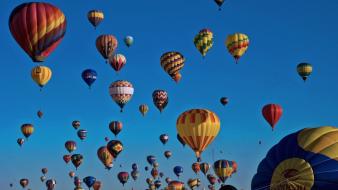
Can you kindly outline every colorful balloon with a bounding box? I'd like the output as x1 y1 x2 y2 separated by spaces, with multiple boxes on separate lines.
124 36 134 47
72 120 80 130
297 62 313 81
213 160 237 183
71 154 83 170
262 104 283 130
63 154 71 164
154 180 162 189
187 178 201 190
109 121 122 137
176 109 221 161
168 181 185 190
41 168 48 175
82 69 97 88
192 163 200 175
225 33 249 63
40 176 46 182
87 10 104 29
139 104 149 116
97 146 114 169
252 126 338 190
200 163 210 175
21 124 34 139
207 174 217 185
77 129 87 140
17 138 24 147
109 80 134 112
19 179 29 188
65 141 77 153
160 134 169 145
107 140 123 158
74 177 82 187
96 35 118 61
31 66 52 88
147 155 156 165
165 177 172 184
109 54 126 73
9 2 66 62
194 29 213 57
160 52 185 83
46 179 56 190
117 172 129 186
152 90 168 113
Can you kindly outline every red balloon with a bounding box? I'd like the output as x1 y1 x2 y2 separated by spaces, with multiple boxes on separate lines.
63 155 71 164
262 104 283 130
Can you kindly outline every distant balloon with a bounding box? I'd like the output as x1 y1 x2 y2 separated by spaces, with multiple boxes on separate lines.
107 140 123 158
71 154 84 170
87 10 104 29
96 35 118 61
192 162 201 174
31 66 52 88
37 110 43 119
139 104 149 116
82 69 97 88
297 62 313 81
109 54 127 73
213 160 237 183
72 120 81 130
63 154 71 164
225 33 249 64
200 163 210 175
109 121 123 137
220 97 228 106
159 134 169 145
154 180 162 189
46 179 56 190
145 166 149 171
40 176 46 182
74 177 82 187
109 80 134 112
19 179 29 188
17 138 24 147
117 172 129 186
207 174 217 185
164 150 172 159
83 176 96 189
152 90 168 113
93 181 102 190
159 172 164 178
151 168 159 179
41 168 48 175
124 36 134 47
104 137 109 142
194 29 213 57
77 129 88 140
160 52 185 83
21 124 34 139
262 104 283 130
173 166 183 178
65 141 77 153
147 155 156 165
165 177 172 184
69 171 75 178
131 170 140 181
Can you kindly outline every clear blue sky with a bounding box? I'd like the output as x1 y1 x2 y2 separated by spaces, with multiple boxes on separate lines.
1 0 338 190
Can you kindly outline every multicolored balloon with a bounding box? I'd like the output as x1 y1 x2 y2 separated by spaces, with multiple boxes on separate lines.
109 54 126 73
152 90 168 113
124 36 134 47
69 171 75 178
77 129 87 140
97 146 114 169
262 104 283 130
147 155 156 165
71 154 83 170
109 121 123 137
213 160 238 184
187 178 201 190
160 134 169 145
41 168 48 175
200 163 210 175
107 140 123 158
225 33 249 63
131 170 140 181
109 80 134 112
31 66 52 88
21 124 34 139
192 162 200 174
168 181 185 190
65 141 77 153
194 29 213 57
96 35 118 61
9 2 66 62
139 104 149 116
297 62 313 81
160 52 185 83
82 69 97 88
87 10 104 29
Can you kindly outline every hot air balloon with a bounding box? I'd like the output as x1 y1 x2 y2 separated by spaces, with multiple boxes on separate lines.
168 181 185 190
220 97 228 106
187 178 201 190
19 179 29 188
154 180 162 189
173 166 183 178
104 137 109 142
131 170 140 181
109 80 134 112
297 62 313 81
46 179 56 190
146 178 154 186
151 168 159 179
21 124 34 139
225 33 249 63
77 129 87 140
31 66 52 89
69 171 75 178
40 176 46 182
160 134 169 145
164 151 172 159
177 134 186 147
65 141 77 153
37 110 43 119
147 155 156 165
10 183 13 188
9 2 66 62
107 140 123 158
219 185 237 190
200 163 210 175
262 104 283 130
82 69 97 89
132 163 138 171
194 29 213 57
17 138 24 147
117 172 129 186
252 126 338 190
214 0 225 10
41 168 48 176
207 174 217 185
153 162 159 169
109 121 122 137
93 181 102 190
191 163 201 175
165 177 172 184
72 120 80 130
109 54 126 73
63 154 71 164
152 90 168 113
213 160 237 184
145 166 149 171
124 36 134 47
87 10 104 29
160 52 185 83
159 172 164 178
97 146 114 169
139 104 149 116
176 109 221 161
83 176 96 189
74 177 82 187
71 154 83 170
96 35 118 61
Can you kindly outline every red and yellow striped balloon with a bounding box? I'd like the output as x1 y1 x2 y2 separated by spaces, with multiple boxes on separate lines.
96 35 118 61
21 124 34 139
9 2 66 62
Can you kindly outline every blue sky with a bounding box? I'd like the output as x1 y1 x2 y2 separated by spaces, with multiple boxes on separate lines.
1 0 338 190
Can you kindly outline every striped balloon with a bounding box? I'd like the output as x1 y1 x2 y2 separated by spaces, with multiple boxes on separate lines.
9 2 66 62
96 35 118 61
297 63 313 81
213 160 237 183
168 181 185 190
31 66 52 88
225 33 249 63
109 54 127 73
21 124 34 139
160 52 185 83
109 121 123 137
152 90 168 113
65 141 77 153
109 80 134 112
193 29 213 57
97 146 113 169
77 129 87 140
87 10 104 29
139 104 149 116
176 109 220 161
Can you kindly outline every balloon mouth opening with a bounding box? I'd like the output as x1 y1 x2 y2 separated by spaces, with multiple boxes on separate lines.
33 56 45 62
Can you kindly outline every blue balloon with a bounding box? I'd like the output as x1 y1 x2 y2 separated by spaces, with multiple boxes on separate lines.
81 69 97 88
83 176 96 189
173 166 183 177
147 155 156 166
132 163 138 171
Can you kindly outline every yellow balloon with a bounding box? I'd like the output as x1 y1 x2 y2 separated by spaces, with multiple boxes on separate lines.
176 109 220 161
31 66 52 88
225 33 249 63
